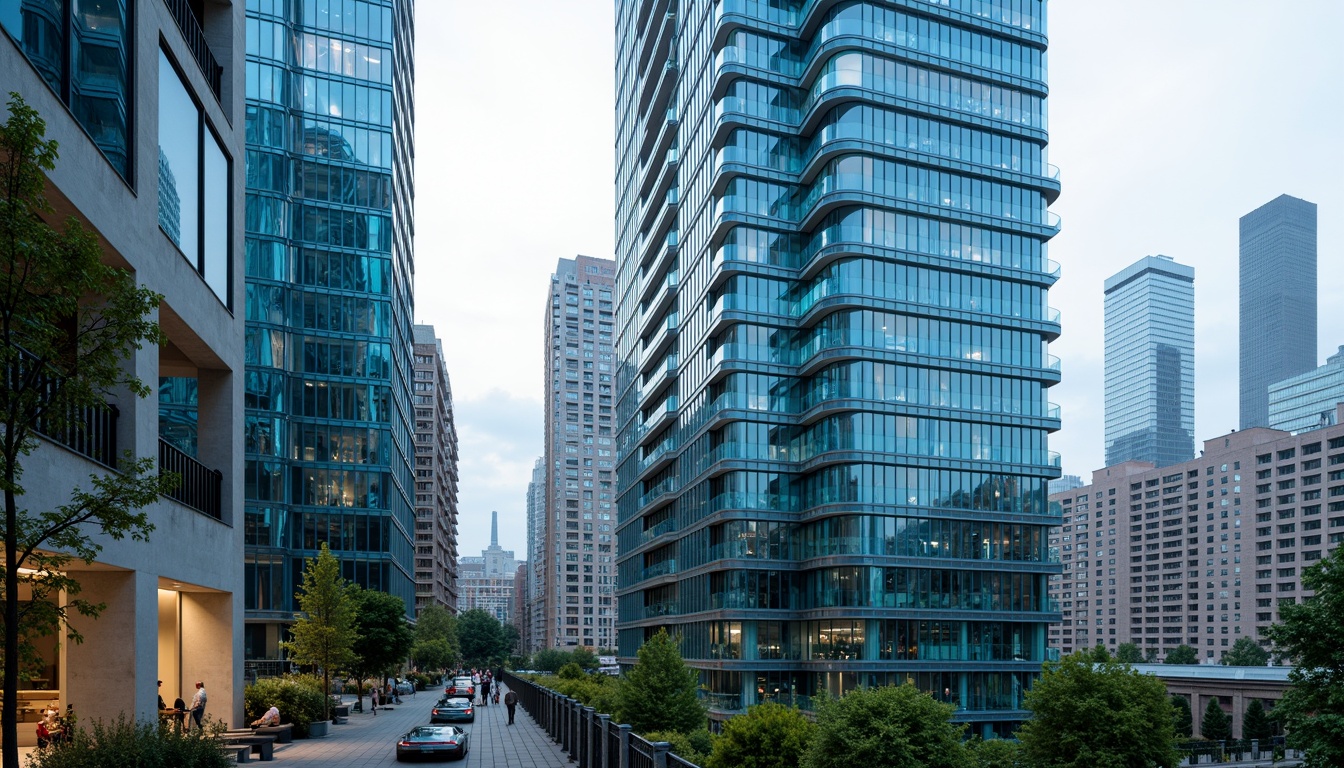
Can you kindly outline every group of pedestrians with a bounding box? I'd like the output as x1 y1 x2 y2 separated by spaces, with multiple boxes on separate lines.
458 667 518 724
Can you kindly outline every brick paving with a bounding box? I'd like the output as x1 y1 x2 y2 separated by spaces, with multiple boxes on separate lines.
272 682 570 768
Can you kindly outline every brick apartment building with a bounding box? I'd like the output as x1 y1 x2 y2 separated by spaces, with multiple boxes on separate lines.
1050 404 1344 660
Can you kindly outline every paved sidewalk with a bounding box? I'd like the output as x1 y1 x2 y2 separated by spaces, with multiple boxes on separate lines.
274 683 570 767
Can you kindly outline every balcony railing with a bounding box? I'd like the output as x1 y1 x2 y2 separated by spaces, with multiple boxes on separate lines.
34 401 119 468
162 0 223 100
159 438 222 519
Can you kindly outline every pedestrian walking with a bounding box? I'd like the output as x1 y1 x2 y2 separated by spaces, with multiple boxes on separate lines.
480 677 491 707
370 686 379 716
505 688 518 725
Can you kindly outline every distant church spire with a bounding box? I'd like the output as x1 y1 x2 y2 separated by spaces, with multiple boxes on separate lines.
490 511 498 547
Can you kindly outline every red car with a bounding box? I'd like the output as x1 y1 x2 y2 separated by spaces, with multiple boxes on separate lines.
444 676 475 698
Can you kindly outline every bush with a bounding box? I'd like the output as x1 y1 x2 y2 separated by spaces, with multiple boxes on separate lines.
707 702 813 768
535 673 620 714
244 676 328 737
407 671 435 690
646 729 717 767
558 662 586 680
26 714 231 768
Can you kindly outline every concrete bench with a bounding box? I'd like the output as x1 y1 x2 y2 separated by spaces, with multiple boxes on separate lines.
222 745 251 764
332 704 350 717
221 735 275 762
253 724 293 743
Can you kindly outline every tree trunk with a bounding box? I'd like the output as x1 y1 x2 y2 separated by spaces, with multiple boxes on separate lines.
5 480 22 768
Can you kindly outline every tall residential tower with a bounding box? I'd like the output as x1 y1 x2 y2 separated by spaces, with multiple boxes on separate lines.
242 0 418 662
412 325 461 614
542 256 619 649
1239 195 1317 429
1103 255 1195 467
614 0 1062 734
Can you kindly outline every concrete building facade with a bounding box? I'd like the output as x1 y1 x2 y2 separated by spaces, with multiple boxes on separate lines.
1049 407 1344 661
2 0 247 735
1239 195 1317 430
1103 255 1195 467
523 456 547 652
412 325 460 614
1268 345 1344 434
541 256 618 650
458 512 521 624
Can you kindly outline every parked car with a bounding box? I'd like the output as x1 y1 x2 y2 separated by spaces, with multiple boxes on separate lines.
430 696 474 724
444 676 475 698
395 725 468 762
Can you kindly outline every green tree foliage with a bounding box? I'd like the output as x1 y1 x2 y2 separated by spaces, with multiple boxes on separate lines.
970 739 1022 768
282 544 357 720
1263 544 1344 768
648 729 717 767
706 702 815 768
243 677 327 737
571 645 599 670
1220 636 1270 667
410 603 458 675
1164 644 1198 664
1114 642 1144 663
1242 699 1274 743
456 608 510 669
535 672 618 714
558 662 585 680
24 714 230 768
1089 642 1111 662
617 629 705 735
0 94 177 768
1018 652 1180 768
531 648 573 673
410 638 455 675
1144 647 1159 663
804 685 971 768
348 588 413 705
1171 695 1193 738
1201 697 1232 742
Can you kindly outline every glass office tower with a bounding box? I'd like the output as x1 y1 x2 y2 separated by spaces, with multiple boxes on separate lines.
1103 255 1194 467
242 0 418 661
613 0 1061 735
1239 194 1317 430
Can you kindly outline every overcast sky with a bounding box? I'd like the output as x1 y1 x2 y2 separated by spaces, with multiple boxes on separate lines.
413 2 1344 559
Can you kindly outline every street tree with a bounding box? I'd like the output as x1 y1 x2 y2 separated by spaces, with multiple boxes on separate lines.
1263 543 1344 767
531 648 573 673
283 543 357 721
348 588 413 705
1201 697 1231 742
1172 695 1193 738
707 702 815 768
1220 636 1269 667
1114 642 1144 663
617 628 704 735
411 603 458 675
0 94 176 768
1164 644 1198 664
803 684 972 768
1242 699 1274 743
1018 651 1180 768
970 739 1022 768
456 608 507 669
1088 642 1111 662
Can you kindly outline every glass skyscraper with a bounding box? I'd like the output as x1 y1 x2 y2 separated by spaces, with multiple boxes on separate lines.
613 0 1061 735
1103 255 1194 467
242 0 418 661
1239 194 1317 430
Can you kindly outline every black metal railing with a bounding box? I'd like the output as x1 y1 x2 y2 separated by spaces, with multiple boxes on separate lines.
162 0 223 100
502 672 682 768
34 401 120 467
159 438 222 519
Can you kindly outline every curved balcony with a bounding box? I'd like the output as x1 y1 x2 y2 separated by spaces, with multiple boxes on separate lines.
639 105 678 165
640 516 678 543
641 394 679 436
640 351 678 408
637 432 678 479
640 310 679 373
641 227 678 281
637 475 679 509
637 8 675 73
638 143 678 206
642 267 678 320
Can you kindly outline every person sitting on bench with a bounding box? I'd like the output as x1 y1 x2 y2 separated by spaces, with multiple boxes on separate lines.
251 705 281 727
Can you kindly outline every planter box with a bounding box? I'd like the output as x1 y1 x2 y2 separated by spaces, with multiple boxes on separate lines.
307 720 330 738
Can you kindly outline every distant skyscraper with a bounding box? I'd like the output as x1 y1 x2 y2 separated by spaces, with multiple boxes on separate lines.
1048 475 1085 495
243 0 418 661
458 512 521 624
1103 255 1195 467
412 325 461 614
1240 195 1317 429
542 256 617 649
614 0 1061 734
1268 345 1344 433
524 456 547 652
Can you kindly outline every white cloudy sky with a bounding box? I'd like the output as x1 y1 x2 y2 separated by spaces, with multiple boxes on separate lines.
413 2 1344 559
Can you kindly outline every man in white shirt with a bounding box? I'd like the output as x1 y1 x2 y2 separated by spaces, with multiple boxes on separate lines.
189 681 207 730
251 705 281 727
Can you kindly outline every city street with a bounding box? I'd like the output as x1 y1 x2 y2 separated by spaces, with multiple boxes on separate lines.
274 683 570 768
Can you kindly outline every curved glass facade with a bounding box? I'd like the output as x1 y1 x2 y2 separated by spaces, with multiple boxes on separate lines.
614 0 1060 735
242 0 417 657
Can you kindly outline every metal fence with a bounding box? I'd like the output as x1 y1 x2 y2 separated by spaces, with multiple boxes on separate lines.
502 672 693 768
1175 737 1303 766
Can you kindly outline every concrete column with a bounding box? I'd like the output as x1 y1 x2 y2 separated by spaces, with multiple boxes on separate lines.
181 590 238 727
65 569 157 724
195 367 240 527
1231 690 1244 741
